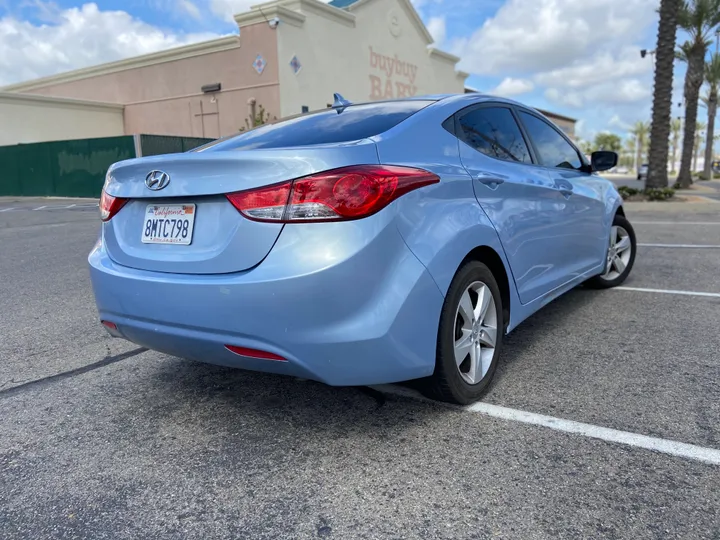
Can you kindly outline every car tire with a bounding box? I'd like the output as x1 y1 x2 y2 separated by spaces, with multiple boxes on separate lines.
422 261 503 405
585 214 636 289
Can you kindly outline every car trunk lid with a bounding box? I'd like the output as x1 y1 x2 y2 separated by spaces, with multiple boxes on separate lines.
102 141 379 274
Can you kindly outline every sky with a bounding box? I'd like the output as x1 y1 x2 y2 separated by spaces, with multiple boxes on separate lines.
0 0 690 141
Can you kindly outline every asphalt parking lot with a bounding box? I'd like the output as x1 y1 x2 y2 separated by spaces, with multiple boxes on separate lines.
1 197 719 539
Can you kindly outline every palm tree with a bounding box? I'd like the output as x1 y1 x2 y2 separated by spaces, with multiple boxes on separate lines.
630 121 651 172
694 120 708 169
702 53 720 178
676 0 720 188
647 0 682 189
670 118 682 173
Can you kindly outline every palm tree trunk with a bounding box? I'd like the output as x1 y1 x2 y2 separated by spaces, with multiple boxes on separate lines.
647 0 681 189
694 139 699 170
678 51 706 188
703 97 717 180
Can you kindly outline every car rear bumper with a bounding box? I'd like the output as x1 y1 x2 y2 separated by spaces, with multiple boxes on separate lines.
88 217 444 386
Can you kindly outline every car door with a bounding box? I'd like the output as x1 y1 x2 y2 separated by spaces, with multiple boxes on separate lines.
515 110 606 278
453 103 579 304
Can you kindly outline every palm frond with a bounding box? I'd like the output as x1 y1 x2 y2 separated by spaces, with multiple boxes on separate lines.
678 0 720 42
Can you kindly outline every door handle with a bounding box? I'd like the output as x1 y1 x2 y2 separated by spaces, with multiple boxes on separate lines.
476 173 505 189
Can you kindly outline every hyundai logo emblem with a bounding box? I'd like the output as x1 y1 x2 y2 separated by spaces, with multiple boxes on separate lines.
145 170 171 191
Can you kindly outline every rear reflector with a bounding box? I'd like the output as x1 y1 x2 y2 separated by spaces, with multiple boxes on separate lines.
226 165 439 223
225 345 287 361
100 190 128 222
101 320 118 330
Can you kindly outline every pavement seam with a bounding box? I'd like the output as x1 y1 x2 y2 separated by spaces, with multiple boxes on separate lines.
0 347 147 400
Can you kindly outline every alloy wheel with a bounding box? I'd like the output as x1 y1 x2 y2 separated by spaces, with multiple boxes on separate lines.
453 281 498 385
601 225 632 281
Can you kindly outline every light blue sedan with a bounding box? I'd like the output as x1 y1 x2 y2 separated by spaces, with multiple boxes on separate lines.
89 93 636 404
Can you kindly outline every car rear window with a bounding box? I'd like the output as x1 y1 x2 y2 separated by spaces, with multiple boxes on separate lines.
197 100 435 152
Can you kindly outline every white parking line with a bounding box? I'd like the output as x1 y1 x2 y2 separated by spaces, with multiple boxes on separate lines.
638 243 720 248
633 221 720 225
373 385 720 466
465 402 720 466
0 207 15 212
614 286 720 298
32 206 47 211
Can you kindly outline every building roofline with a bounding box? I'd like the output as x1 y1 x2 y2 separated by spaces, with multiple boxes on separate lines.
428 47 460 64
463 87 577 124
0 91 124 111
536 108 577 123
344 0 434 44
240 0 354 27
0 35 240 93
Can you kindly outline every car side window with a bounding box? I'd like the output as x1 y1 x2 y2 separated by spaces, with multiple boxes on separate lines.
518 111 583 170
456 107 532 164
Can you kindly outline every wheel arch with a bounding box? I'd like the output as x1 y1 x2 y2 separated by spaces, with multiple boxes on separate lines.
462 246 511 330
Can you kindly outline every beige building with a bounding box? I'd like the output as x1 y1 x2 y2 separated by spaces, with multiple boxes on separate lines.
1 0 575 144
2 0 467 141
0 92 124 146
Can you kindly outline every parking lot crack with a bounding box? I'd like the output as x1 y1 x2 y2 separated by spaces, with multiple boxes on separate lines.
0 347 147 400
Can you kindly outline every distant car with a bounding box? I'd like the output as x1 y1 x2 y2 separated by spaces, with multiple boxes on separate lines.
638 163 648 181
89 94 635 404
615 166 629 174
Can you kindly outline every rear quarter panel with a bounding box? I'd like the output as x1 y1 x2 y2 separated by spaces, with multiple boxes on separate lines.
373 103 521 329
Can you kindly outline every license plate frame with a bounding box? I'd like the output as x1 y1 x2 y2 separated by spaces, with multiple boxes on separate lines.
141 204 196 245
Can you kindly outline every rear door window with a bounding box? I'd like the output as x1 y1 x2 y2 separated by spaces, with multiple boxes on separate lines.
518 111 583 170
197 101 435 152
456 106 532 164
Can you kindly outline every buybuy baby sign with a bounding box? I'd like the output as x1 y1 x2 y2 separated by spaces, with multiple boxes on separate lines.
368 47 419 99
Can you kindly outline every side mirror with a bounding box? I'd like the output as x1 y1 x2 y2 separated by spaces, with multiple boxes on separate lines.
591 151 618 172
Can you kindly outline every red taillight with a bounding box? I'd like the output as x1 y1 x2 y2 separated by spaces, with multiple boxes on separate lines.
101 320 117 330
226 165 439 223
225 345 287 361
100 190 128 222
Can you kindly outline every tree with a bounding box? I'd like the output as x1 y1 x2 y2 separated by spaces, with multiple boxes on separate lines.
577 139 594 156
594 132 622 153
670 117 683 172
647 0 682 189
676 0 720 188
702 53 720 178
694 120 708 169
630 121 650 171
239 100 275 132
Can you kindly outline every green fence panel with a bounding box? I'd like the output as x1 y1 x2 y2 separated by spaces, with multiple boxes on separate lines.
0 135 135 198
0 145 21 196
0 134 217 198
14 143 54 196
51 136 135 198
140 135 214 157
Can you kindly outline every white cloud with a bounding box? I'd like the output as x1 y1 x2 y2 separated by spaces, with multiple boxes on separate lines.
453 0 657 76
608 114 631 130
427 16 446 46
208 0 257 22
489 77 534 97
544 88 584 108
545 78 651 109
534 47 652 90
0 3 221 86
209 0 336 22
177 0 202 20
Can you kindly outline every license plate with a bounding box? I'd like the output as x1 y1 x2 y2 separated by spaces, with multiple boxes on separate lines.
141 204 196 245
